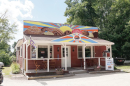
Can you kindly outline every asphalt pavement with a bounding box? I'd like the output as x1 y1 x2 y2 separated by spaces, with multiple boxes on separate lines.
1 72 130 86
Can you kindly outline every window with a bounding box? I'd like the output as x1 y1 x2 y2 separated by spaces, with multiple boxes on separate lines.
20 46 22 57
78 46 92 58
31 45 36 58
38 45 52 58
78 46 82 58
85 46 91 57
62 48 68 57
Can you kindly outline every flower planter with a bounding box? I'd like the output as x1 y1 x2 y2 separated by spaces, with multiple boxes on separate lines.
56 71 64 75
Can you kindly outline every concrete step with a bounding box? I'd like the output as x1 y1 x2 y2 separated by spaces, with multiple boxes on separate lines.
69 70 87 74
89 69 121 74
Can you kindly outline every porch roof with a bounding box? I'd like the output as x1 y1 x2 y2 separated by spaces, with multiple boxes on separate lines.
24 34 114 45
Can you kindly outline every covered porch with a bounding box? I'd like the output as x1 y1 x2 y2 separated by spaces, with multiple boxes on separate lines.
22 34 114 74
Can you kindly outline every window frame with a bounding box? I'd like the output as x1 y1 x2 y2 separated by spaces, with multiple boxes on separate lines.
34 45 53 59
20 46 22 57
77 46 83 59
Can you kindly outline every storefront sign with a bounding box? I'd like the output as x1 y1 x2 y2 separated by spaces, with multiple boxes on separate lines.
72 29 82 34
105 57 114 71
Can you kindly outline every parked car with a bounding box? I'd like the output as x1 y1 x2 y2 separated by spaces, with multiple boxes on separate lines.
114 57 125 65
0 62 4 68
0 62 4 84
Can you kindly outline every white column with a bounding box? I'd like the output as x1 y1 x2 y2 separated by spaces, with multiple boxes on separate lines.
91 46 93 58
65 44 67 71
110 45 112 58
23 44 25 72
26 44 28 72
83 45 86 69
98 58 100 66
47 44 50 72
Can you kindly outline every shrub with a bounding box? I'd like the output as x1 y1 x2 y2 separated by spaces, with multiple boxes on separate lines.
11 62 20 74
0 51 11 66
10 55 16 62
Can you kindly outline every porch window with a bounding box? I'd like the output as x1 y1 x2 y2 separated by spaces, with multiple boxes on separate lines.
85 46 91 57
31 45 36 58
38 45 53 58
78 46 82 58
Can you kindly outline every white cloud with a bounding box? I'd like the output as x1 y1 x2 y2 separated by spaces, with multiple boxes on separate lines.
0 0 34 52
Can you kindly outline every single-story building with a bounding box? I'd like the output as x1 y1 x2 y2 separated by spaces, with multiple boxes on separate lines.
15 20 114 75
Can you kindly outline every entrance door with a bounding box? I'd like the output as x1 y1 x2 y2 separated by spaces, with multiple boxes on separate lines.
61 46 71 67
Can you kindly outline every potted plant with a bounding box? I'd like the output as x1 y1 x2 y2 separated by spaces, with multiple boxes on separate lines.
55 68 64 75
94 65 101 71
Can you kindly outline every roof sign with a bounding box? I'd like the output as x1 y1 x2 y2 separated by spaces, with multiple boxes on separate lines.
52 33 98 43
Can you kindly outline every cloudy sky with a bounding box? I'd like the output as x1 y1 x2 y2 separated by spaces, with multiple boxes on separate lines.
0 0 67 51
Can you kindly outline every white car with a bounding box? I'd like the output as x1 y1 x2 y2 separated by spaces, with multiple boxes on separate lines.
0 62 4 68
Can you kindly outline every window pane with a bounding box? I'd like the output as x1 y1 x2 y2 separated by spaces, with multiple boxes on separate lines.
38 45 48 58
78 46 82 51
78 52 82 57
31 46 36 58
85 47 91 57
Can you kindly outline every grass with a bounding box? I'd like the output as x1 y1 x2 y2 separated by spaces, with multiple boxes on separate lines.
2 67 12 77
116 65 130 73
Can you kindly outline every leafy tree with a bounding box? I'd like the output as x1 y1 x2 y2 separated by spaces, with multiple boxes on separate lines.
99 0 130 59
64 0 130 59
0 11 17 65
0 11 17 43
12 42 17 56
64 0 98 26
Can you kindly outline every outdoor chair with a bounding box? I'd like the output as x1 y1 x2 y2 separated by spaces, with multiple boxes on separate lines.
34 60 40 71
49 60 56 69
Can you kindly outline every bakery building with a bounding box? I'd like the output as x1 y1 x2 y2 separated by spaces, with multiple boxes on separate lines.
15 20 114 74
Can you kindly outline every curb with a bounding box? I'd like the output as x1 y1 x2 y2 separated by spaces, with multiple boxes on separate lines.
27 73 75 80
89 69 121 74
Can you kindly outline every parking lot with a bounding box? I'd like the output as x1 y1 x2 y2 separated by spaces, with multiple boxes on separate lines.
1 72 130 86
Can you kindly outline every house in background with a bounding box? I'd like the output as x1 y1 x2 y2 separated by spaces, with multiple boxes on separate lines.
15 20 114 75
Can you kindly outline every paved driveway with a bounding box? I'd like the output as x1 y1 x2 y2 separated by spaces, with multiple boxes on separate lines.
2 72 130 86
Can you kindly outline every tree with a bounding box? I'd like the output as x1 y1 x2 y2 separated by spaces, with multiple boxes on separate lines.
0 11 17 65
12 42 17 56
64 0 98 26
99 0 130 59
64 0 130 59
0 11 17 43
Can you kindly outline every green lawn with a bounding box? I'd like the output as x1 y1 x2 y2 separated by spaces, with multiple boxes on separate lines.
116 65 130 73
2 67 12 76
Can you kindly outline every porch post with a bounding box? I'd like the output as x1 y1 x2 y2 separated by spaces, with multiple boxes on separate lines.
83 45 86 69
91 46 93 58
26 43 28 72
98 58 100 66
65 44 67 71
110 45 112 58
47 44 50 72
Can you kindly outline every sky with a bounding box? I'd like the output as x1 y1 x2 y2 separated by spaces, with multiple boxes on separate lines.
0 0 68 52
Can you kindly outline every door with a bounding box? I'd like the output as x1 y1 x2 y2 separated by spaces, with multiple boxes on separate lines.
61 46 71 67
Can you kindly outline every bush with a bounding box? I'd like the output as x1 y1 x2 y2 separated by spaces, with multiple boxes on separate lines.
11 62 20 74
10 55 16 62
0 51 11 66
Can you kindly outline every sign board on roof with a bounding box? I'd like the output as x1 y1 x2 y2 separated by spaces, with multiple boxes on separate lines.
23 20 98 37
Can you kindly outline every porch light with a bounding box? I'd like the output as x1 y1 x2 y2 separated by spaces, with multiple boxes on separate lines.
57 47 59 52
73 47 75 51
